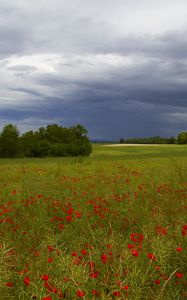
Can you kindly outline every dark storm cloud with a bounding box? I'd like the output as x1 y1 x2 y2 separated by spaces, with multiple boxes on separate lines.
0 0 187 139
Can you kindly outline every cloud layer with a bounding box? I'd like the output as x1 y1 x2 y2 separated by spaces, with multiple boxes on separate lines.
0 0 187 139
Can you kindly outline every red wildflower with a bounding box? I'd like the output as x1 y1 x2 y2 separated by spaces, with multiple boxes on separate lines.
181 225 187 236
121 285 129 290
5 282 14 287
41 274 49 281
127 243 134 249
113 291 121 297
147 253 156 260
47 245 55 252
101 254 108 264
47 257 53 263
176 247 183 252
42 297 52 300
175 272 184 279
67 208 73 215
76 290 85 297
131 249 139 257
154 279 161 285
81 249 87 255
89 271 99 278
24 276 31 286
66 215 72 222
75 211 82 218
130 233 144 243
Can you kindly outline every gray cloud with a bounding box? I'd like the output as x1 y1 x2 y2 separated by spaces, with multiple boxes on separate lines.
0 0 187 139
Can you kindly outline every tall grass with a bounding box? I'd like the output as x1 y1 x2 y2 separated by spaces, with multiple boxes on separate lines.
0 144 187 299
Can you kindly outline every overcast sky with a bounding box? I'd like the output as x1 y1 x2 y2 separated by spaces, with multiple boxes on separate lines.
0 0 187 140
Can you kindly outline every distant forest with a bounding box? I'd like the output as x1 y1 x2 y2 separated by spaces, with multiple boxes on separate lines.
0 124 92 158
119 132 187 144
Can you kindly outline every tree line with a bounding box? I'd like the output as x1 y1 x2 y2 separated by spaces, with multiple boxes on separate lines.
119 132 187 144
0 124 92 158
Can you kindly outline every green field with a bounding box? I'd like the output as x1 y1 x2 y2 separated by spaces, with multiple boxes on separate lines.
0 144 187 299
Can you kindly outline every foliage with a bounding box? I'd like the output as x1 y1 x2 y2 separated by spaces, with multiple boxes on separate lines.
119 136 177 144
0 124 92 158
177 132 187 144
0 124 20 158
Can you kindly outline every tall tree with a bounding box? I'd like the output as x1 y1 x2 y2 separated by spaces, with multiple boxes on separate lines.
0 124 20 157
177 132 187 144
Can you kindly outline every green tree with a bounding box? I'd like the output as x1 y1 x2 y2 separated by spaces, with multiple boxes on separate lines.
0 123 92 158
177 132 187 144
0 124 20 157
69 124 92 156
119 138 125 144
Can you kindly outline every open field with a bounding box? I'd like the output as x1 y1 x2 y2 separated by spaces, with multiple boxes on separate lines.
102 144 173 146
0 144 187 299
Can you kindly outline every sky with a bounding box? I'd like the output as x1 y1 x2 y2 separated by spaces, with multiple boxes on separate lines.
0 0 187 140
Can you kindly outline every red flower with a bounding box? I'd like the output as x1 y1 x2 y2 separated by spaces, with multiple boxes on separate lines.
89 271 99 278
66 215 72 222
41 274 49 281
76 290 85 297
176 247 183 252
121 285 129 290
130 233 144 243
67 208 73 215
131 250 139 257
75 211 82 218
47 245 55 252
147 253 156 260
113 291 121 297
101 254 108 264
42 297 52 300
175 272 184 279
47 257 53 263
24 276 30 286
154 279 161 285
128 243 134 249
5 282 14 287
81 249 87 255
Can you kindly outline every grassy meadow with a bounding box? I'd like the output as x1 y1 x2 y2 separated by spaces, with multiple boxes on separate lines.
0 144 187 299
